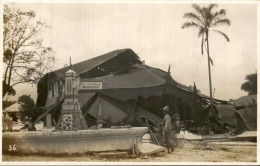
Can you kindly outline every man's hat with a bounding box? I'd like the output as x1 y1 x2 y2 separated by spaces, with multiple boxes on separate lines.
162 106 169 112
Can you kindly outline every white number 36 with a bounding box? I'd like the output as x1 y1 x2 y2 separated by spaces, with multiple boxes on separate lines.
8 144 16 151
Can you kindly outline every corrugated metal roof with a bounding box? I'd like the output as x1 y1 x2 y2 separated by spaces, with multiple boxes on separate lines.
51 48 140 78
237 107 257 131
216 104 236 117
86 95 130 124
215 104 237 126
234 95 257 107
80 64 166 89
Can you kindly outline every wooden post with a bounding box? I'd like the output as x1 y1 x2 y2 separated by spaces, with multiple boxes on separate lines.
132 138 135 155
97 97 103 129
46 114 52 129
136 137 139 156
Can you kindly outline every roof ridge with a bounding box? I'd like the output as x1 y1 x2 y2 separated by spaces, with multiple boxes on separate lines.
54 48 130 74
78 48 129 75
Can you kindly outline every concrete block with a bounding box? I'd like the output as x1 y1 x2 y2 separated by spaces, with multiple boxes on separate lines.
138 143 167 156
3 127 148 154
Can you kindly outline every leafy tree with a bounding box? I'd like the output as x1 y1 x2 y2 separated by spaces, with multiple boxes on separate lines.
241 73 257 95
182 4 230 112
18 95 42 122
3 4 55 97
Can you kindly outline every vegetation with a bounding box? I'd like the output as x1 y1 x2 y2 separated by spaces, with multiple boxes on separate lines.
182 4 230 112
241 73 257 95
18 95 42 122
3 4 55 97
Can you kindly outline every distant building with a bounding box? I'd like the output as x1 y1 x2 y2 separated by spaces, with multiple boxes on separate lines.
3 102 20 122
3 102 25 131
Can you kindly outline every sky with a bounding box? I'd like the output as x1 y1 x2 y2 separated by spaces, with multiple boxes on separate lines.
3 1 258 102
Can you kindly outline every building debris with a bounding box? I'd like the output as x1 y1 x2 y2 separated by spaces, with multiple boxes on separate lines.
138 143 167 156
235 108 257 133
177 131 202 140
232 131 257 142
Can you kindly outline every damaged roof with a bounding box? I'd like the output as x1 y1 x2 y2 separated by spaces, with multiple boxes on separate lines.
37 49 141 106
215 104 237 126
234 94 257 107
236 107 257 131
51 48 141 78
80 64 174 89
215 104 236 117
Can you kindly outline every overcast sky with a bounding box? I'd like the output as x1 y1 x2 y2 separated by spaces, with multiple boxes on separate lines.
5 1 257 101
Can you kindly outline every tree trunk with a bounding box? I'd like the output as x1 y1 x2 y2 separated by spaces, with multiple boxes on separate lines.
2 82 7 97
206 31 214 116
3 67 9 97
4 60 11 83
3 53 15 97
7 52 15 86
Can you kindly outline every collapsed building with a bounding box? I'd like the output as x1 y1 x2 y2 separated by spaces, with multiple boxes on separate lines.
233 95 257 133
35 48 231 132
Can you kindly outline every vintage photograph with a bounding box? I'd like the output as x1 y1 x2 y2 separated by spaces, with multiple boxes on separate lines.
1 0 258 164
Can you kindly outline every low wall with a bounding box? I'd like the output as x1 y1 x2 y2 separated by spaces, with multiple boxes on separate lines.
2 127 148 154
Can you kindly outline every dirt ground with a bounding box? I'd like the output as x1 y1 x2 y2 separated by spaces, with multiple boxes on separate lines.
2 140 257 163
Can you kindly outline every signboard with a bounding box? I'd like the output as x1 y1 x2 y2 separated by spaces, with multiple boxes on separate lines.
80 82 102 90
72 77 80 88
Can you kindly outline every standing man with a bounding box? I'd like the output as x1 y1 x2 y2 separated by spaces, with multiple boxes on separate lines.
6 114 13 132
173 112 180 133
9 115 13 132
2 114 7 132
162 106 174 154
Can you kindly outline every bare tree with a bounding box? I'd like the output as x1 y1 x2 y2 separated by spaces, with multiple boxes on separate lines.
182 4 230 114
3 4 55 97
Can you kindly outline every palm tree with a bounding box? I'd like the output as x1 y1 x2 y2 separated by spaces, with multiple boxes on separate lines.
182 4 230 115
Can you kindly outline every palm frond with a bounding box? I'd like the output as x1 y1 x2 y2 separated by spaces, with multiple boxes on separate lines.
203 7 212 27
212 9 226 19
207 4 218 13
210 9 226 25
183 12 204 26
181 22 203 29
203 4 218 27
192 4 206 22
211 18 231 27
212 30 230 42
192 4 202 14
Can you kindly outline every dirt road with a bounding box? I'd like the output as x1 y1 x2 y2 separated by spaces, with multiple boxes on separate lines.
2 140 257 163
